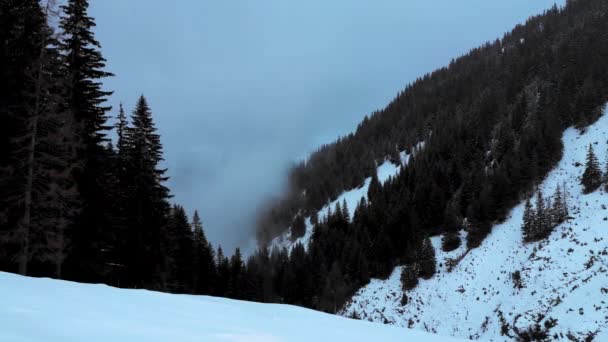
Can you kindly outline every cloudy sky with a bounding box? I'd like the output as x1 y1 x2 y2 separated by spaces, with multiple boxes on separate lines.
89 0 563 253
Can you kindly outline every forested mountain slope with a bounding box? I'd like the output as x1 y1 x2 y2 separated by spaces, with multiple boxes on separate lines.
257 0 608 253
246 0 608 319
342 106 608 341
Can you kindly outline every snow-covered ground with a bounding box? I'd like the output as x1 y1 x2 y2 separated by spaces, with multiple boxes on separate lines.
270 142 424 251
342 109 608 341
0 272 462 342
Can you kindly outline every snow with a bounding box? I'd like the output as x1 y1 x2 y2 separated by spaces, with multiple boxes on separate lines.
270 142 424 252
343 108 608 341
0 272 463 342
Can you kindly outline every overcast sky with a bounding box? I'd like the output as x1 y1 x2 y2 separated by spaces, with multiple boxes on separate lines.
89 0 563 253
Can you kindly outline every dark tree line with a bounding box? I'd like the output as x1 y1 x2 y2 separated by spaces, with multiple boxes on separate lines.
250 0 608 312
259 0 608 252
0 0 221 294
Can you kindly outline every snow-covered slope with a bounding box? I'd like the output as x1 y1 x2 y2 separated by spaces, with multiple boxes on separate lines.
270 142 424 251
342 109 608 341
0 272 462 342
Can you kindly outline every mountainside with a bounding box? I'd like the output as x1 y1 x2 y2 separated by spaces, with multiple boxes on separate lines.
269 142 424 252
257 0 608 250
341 107 608 341
0 272 463 342
243 0 608 320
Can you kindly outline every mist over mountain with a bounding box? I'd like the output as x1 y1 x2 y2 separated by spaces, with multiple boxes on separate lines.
88 0 562 252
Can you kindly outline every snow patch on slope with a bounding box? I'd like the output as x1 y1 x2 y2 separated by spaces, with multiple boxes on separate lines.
0 272 463 342
342 109 608 341
270 143 424 251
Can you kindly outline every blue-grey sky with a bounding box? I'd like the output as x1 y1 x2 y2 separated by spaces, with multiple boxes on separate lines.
89 0 563 253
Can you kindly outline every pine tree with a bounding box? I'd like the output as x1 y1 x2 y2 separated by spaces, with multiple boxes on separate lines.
321 262 346 313
167 205 194 293
522 198 534 242
605 150 608 192
551 184 567 225
215 246 230 297
115 103 128 160
192 210 215 294
442 198 462 252
229 248 244 299
533 189 547 241
418 237 436 279
367 169 382 204
341 199 350 222
118 96 171 288
59 0 115 282
581 144 602 193
290 214 306 240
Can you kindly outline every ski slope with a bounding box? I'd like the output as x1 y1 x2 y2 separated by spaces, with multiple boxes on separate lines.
342 108 608 340
0 272 462 342
270 142 424 251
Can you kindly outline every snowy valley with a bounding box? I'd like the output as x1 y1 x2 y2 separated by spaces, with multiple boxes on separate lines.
0 271 460 342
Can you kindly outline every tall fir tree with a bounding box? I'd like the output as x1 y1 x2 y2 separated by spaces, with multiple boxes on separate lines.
192 210 215 295
581 144 603 194
167 205 194 293
59 0 115 282
367 169 382 204
115 103 128 160
418 236 437 279
120 95 171 289
604 148 608 191
522 198 534 242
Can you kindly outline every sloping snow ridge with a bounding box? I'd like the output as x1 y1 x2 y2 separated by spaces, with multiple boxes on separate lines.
0 272 463 342
270 142 424 252
342 109 608 341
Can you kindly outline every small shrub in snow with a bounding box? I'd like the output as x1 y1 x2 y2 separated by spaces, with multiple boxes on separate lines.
400 293 408 306
512 270 524 290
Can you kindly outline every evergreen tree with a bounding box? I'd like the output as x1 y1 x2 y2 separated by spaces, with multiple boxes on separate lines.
522 198 534 242
341 199 350 222
367 170 382 204
215 246 230 297
167 205 194 293
604 150 608 191
418 237 436 279
192 210 215 294
229 248 244 299
581 144 603 193
533 189 547 241
321 262 346 313
118 96 171 288
115 103 128 160
59 0 115 282
551 184 568 225
442 198 462 252
290 214 306 240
